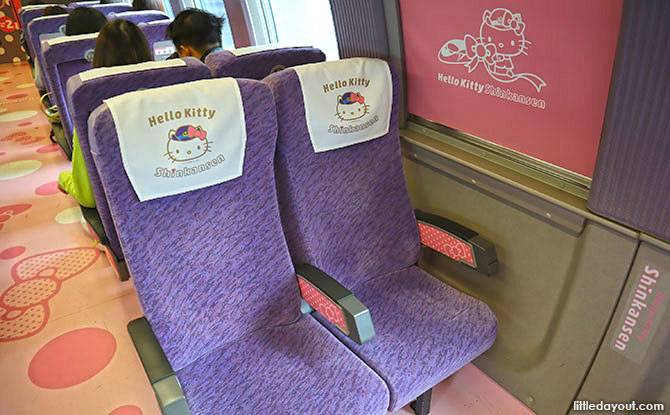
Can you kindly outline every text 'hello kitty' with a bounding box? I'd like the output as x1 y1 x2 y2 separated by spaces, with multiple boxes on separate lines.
323 78 370 93
148 107 216 128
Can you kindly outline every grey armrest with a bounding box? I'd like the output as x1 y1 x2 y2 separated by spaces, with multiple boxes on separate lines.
127 317 191 415
295 263 375 345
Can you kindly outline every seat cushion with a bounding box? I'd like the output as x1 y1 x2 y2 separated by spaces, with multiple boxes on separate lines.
177 316 389 415
313 266 498 411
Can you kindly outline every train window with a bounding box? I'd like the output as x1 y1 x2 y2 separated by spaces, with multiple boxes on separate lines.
247 0 339 60
161 0 175 18
181 0 236 48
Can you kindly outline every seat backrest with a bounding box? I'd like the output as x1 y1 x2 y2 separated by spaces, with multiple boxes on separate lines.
88 78 299 370
137 20 172 52
108 10 170 25
42 22 173 147
266 58 420 288
27 15 68 91
206 46 326 80
66 57 211 261
19 6 56 34
42 33 98 145
72 3 132 14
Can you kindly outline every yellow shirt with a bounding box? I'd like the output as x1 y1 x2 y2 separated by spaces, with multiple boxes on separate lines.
58 129 96 208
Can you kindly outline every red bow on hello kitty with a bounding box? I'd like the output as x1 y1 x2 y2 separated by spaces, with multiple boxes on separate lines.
187 126 207 140
351 93 365 104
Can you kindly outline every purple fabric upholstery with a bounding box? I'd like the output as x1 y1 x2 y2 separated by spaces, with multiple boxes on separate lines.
267 61 498 410
587 0 670 242
136 20 171 48
19 7 56 34
43 23 175 147
108 10 170 24
43 35 97 146
205 47 325 80
178 316 389 415
266 66 420 288
27 16 68 92
313 266 497 410
89 79 389 414
71 3 132 13
66 57 210 260
89 80 298 370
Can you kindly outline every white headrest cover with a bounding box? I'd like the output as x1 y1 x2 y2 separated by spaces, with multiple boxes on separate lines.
45 32 98 46
79 59 187 82
104 78 247 201
292 57 392 152
228 42 311 56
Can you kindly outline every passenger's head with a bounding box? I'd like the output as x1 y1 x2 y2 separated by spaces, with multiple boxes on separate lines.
65 7 107 35
42 6 68 16
166 8 223 59
132 0 165 12
92 19 152 68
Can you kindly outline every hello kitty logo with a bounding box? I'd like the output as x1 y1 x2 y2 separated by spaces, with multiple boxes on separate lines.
438 8 546 92
164 125 211 163
336 91 370 122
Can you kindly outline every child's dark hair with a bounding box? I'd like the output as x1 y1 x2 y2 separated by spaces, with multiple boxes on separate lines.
65 7 107 35
42 6 68 17
132 0 165 12
166 8 223 53
92 19 153 68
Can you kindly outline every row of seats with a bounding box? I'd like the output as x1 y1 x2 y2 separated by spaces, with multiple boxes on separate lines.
19 4 171 156
69 46 324 277
21 5 498 413
68 54 498 414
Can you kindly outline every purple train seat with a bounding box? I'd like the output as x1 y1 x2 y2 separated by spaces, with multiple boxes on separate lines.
42 33 98 152
19 6 58 35
66 57 211 280
206 45 325 79
71 3 132 13
108 10 170 24
21 3 133 63
266 58 498 413
88 78 390 414
42 22 175 154
27 15 68 92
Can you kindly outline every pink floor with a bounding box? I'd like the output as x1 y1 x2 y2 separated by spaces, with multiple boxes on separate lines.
0 62 533 415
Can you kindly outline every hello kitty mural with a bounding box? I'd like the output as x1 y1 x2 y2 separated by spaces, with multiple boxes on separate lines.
165 125 211 162
438 8 546 92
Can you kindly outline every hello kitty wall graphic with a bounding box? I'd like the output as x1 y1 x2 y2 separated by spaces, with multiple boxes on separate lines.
438 8 546 92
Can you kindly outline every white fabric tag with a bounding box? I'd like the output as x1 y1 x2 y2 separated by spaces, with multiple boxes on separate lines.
79 59 186 82
293 58 392 153
104 78 247 202
228 43 311 56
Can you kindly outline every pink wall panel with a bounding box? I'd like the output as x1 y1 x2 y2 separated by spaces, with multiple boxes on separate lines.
399 0 622 177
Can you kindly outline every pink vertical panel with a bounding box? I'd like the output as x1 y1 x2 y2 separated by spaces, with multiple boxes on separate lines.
399 0 622 177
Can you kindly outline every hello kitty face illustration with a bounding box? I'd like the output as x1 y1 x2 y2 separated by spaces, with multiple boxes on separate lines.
480 8 528 59
336 92 369 121
165 125 211 162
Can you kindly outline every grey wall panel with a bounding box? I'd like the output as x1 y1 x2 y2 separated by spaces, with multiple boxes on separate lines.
402 150 638 414
328 0 389 59
572 240 669 414
588 0 670 242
